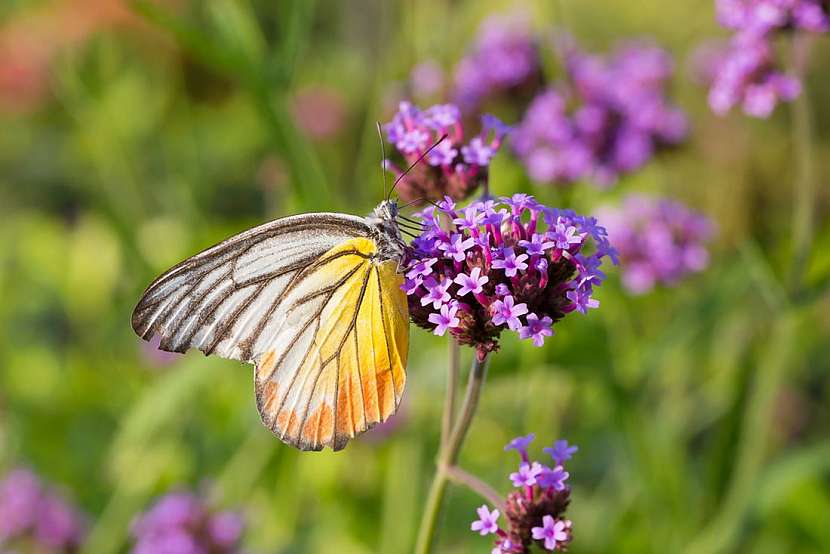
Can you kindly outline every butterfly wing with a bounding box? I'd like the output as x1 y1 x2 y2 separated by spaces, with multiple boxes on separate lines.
132 213 409 451
254 237 408 451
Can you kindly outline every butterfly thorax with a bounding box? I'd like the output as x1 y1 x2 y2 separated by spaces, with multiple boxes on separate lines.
366 200 406 263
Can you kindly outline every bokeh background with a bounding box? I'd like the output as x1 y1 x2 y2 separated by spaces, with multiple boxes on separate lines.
1 0 829 552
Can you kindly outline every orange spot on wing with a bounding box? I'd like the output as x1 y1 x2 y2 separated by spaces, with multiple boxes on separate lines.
258 350 278 380
277 409 297 433
376 368 395 420
361 372 380 424
336 371 354 436
261 381 280 416
302 403 334 444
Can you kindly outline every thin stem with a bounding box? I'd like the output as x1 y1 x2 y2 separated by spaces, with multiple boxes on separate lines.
414 465 449 554
788 35 816 298
445 356 489 465
441 341 460 448
415 355 490 554
445 465 505 511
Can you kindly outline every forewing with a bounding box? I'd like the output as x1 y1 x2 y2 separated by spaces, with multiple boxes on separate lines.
131 212 370 362
255 237 409 451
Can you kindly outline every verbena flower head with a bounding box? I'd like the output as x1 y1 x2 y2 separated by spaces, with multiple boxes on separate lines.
403 195 614 360
716 0 830 36
706 34 801 117
705 1 828 117
384 101 509 204
471 435 577 552
0 467 87 552
597 194 715 294
452 12 543 113
512 40 686 187
130 491 244 554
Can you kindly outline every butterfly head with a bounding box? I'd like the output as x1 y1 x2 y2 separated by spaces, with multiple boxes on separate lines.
367 200 406 262
371 199 400 221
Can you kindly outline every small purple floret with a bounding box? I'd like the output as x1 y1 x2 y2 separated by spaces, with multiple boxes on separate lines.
509 462 544 488
518 313 554 347
470 505 501 536
428 302 461 336
531 515 569 551
544 439 579 465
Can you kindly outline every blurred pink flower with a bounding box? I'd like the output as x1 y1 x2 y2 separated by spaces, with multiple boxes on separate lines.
140 334 182 368
291 86 347 141
410 60 445 99
0 28 51 112
363 396 410 443
0 0 147 113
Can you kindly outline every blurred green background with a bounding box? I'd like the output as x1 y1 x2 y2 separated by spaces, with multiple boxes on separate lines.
1 0 829 552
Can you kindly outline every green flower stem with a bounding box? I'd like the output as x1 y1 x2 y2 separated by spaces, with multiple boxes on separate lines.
441 341 461 448
789 35 816 297
415 354 490 554
445 465 505 511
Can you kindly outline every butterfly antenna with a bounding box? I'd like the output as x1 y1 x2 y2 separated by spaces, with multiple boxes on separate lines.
387 133 448 202
376 122 389 200
398 197 426 210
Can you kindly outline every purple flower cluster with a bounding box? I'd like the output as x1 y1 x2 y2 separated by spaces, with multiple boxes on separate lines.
130 492 244 554
707 0 828 117
403 194 614 360
512 41 686 187
384 101 509 204
597 195 714 294
717 0 829 35
452 12 543 113
0 468 86 552
471 435 577 552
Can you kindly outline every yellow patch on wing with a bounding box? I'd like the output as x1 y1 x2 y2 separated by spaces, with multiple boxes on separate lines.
254 237 409 451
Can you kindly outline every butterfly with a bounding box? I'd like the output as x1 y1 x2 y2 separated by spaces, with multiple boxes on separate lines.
131 200 415 451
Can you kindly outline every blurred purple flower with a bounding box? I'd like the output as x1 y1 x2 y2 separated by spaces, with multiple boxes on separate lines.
452 12 543 113
704 34 801 118
0 467 87 552
364 396 410 443
702 1 827 118
512 40 687 187
402 195 613 360
207 513 245 549
597 194 715 294
410 59 445 99
141 334 182 367
716 0 829 36
383 101 509 205
130 491 244 554
470 436 576 552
